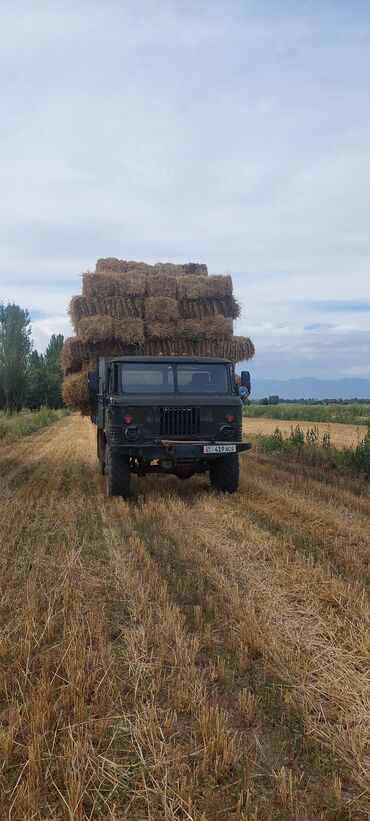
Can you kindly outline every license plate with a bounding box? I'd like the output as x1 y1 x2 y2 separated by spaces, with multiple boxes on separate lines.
203 444 236 454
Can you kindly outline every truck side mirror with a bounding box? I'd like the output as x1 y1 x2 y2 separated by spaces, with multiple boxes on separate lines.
88 369 99 395
240 371 251 395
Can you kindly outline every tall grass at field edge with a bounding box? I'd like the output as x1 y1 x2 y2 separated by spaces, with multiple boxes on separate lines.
256 424 370 479
0 407 71 443
244 402 370 425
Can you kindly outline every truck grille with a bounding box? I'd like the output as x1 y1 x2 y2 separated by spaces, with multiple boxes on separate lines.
160 406 201 437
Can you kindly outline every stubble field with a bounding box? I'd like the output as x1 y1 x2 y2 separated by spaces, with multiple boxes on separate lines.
0 414 369 820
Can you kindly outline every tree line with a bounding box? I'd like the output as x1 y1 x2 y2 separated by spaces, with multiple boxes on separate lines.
0 303 64 413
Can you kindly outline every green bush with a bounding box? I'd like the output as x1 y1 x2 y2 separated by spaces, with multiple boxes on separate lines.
256 423 370 480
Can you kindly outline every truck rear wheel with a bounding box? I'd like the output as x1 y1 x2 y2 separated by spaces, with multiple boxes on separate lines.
105 445 131 499
209 453 239 494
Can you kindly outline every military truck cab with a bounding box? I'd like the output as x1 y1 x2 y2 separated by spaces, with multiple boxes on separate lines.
88 356 251 498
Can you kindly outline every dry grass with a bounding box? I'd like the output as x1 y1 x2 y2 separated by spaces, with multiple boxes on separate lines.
0 415 368 819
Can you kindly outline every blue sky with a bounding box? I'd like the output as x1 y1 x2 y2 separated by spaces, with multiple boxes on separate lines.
0 0 369 379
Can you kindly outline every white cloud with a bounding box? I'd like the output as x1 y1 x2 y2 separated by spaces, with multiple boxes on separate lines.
0 1 369 375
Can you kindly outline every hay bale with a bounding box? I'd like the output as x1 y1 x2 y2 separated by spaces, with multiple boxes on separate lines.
69 295 145 330
145 317 232 342
78 316 145 345
95 259 153 274
179 296 240 319
145 320 177 339
154 262 208 276
62 368 90 407
146 273 178 298
95 258 129 273
95 258 208 276
174 316 233 340
144 297 179 321
177 275 232 300
82 271 147 298
61 337 83 373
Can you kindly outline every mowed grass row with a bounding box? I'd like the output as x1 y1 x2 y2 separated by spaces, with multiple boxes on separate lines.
244 402 370 426
0 415 368 819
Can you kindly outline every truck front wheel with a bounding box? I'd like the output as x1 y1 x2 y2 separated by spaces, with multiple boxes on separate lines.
105 445 131 499
209 453 239 494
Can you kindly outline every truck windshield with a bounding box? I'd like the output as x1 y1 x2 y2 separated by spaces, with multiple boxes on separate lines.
120 362 229 394
121 363 175 393
177 363 229 393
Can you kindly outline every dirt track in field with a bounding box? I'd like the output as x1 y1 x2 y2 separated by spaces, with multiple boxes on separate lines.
0 415 369 820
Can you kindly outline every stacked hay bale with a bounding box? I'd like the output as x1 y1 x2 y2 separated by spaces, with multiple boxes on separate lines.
62 259 255 413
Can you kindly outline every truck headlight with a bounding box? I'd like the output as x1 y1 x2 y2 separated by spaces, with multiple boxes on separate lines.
125 426 140 441
219 424 234 440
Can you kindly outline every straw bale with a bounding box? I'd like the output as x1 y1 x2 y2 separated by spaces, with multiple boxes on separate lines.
154 262 208 277
61 337 83 373
95 259 153 274
62 368 90 408
82 271 147 298
145 320 177 339
177 275 232 300
144 297 179 321
146 274 178 298
174 316 233 340
69 295 145 330
95 258 129 273
78 316 145 344
179 296 240 319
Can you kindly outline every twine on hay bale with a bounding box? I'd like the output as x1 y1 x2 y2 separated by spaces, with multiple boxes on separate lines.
144 297 179 321
82 271 147 298
77 316 145 345
177 275 233 300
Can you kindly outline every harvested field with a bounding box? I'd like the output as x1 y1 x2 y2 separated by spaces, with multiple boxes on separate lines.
0 415 368 820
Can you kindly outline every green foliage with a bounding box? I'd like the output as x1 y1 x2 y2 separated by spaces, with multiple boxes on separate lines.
44 333 64 408
0 303 32 412
256 424 370 480
0 407 70 444
25 350 47 410
245 402 370 426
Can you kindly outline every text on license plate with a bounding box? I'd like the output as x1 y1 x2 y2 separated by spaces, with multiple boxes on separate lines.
203 444 236 454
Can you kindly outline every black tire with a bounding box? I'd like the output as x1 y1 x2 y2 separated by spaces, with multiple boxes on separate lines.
209 453 239 494
105 444 131 498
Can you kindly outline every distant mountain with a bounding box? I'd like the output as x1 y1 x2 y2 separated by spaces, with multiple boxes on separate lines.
247 377 370 401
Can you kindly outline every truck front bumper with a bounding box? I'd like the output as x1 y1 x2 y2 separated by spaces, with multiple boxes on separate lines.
110 441 252 459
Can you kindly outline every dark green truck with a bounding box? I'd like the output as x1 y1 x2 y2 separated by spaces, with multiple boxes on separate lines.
88 356 251 498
